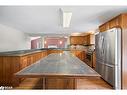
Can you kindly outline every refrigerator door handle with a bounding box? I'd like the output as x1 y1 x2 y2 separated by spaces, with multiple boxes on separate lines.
102 37 104 55
105 63 114 68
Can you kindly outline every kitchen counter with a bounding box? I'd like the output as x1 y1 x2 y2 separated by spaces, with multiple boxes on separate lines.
15 51 99 77
0 48 86 56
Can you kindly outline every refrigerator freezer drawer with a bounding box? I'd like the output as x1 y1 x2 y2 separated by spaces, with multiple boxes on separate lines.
96 60 105 78
96 59 115 87
104 65 115 87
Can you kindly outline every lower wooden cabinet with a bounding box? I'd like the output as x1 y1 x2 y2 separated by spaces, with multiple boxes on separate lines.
20 56 28 70
42 51 48 58
70 50 86 61
45 77 76 89
92 51 96 68
47 50 63 54
0 56 20 86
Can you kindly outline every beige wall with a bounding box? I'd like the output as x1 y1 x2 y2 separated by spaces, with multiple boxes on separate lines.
0 24 31 52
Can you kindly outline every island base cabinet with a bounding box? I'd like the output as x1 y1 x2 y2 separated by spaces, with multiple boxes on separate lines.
0 51 48 87
0 57 21 86
44 77 76 89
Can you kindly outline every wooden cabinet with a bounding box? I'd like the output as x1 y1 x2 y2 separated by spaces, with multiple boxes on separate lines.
92 51 96 68
84 36 88 45
109 16 121 29
71 50 86 61
99 22 109 32
48 50 63 54
70 35 95 45
0 56 20 86
0 50 48 86
87 34 95 45
99 23 107 32
27 55 34 65
42 50 48 58
70 36 86 45
20 56 28 70
99 15 122 32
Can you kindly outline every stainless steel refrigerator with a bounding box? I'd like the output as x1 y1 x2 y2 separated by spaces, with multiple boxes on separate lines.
95 28 121 89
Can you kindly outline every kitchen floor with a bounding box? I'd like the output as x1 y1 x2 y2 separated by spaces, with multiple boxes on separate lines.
15 77 112 89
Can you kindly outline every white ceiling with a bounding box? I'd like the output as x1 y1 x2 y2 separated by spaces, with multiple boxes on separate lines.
0 6 127 35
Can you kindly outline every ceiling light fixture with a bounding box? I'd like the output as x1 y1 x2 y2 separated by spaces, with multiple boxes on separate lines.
63 12 72 28
60 8 72 28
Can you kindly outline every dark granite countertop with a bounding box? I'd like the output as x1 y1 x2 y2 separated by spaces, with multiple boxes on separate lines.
15 51 100 77
0 48 86 57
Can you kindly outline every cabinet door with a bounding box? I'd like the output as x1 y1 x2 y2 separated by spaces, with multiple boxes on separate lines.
27 56 31 66
99 24 107 32
109 16 121 29
81 51 86 61
20 56 28 70
71 50 84 61
92 52 96 68
87 35 90 45
86 34 95 45
70 36 86 45
84 36 87 45
109 19 116 28
90 34 95 44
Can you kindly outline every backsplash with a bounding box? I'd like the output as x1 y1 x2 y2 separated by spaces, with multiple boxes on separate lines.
69 44 95 51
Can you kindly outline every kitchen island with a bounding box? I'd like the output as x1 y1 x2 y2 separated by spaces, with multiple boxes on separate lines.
0 48 89 87
15 51 100 89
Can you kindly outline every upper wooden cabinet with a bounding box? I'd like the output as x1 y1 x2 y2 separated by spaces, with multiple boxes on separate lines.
99 15 122 32
99 23 107 32
109 16 121 29
87 34 95 45
70 36 86 45
70 35 95 45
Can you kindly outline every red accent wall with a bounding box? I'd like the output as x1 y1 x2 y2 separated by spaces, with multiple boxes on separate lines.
44 37 67 48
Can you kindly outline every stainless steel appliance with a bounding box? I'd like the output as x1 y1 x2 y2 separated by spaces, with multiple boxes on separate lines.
95 28 121 89
86 49 94 67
